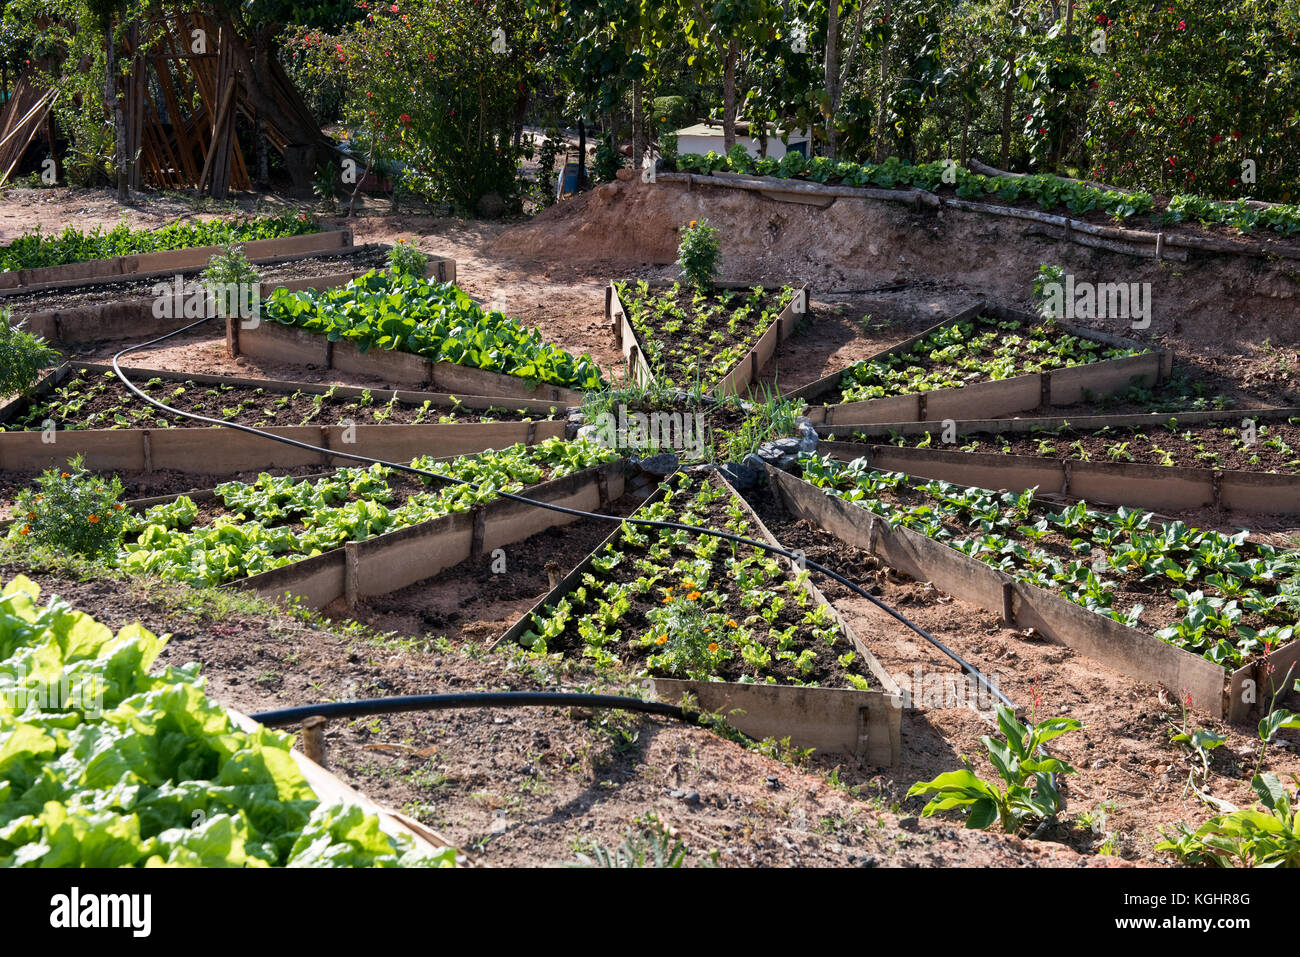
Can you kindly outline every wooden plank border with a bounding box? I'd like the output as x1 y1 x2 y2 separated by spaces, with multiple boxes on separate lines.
13 247 457 346
605 280 810 399
0 419 566 475
497 470 903 764
815 441 1300 514
764 464 1232 718
788 302 1171 425
229 315 580 405
0 226 352 294
232 460 629 610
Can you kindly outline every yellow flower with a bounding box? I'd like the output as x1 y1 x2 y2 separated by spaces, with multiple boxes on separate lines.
708 642 719 653
655 634 668 645
688 220 698 228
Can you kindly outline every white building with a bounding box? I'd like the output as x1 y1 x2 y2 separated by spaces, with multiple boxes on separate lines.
673 122 811 160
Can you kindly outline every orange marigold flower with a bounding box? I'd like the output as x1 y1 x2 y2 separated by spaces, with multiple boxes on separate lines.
726 619 738 627
88 514 100 524
113 504 124 511
708 642 719 653
60 472 70 479
19 525 30 536
687 591 702 601
689 220 698 228
655 634 668 645
26 512 35 520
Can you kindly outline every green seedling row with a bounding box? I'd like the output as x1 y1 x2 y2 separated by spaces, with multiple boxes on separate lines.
800 453 1300 672
262 267 603 391
520 471 873 691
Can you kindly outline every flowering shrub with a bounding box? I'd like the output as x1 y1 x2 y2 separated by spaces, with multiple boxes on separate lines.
387 239 428 277
287 0 527 212
10 455 132 559
676 219 720 291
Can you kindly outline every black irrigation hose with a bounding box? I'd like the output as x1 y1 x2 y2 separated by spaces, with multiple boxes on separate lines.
110 312 1015 711
250 691 711 728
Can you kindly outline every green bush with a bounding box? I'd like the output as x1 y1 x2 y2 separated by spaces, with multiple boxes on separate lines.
676 219 721 291
200 244 261 320
10 455 133 560
387 239 429 278
0 309 59 398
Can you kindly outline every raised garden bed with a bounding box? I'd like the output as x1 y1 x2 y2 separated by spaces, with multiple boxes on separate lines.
233 267 593 404
499 468 902 763
1 363 565 432
0 214 336 292
607 280 806 397
7 244 456 347
0 574 452 866
110 439 624 592
774 456 1300 721
788 303 1172 425
816 408 1300 514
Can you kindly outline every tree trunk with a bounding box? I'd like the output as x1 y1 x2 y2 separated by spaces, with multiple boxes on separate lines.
577 117 587 190
254 109 269 188
873 0 892 161
824 0 839 159
103 21 128 200
960 98 969 165
1000 66 1014 169
631 77 642 173
722 37 738 152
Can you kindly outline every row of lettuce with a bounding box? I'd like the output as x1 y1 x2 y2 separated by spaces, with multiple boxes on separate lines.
675 150 1300 236
0 576 454 867
0 214 322 273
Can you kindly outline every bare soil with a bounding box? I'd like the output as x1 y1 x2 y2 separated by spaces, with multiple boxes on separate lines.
740 481 1300 863
6 368 556 433
0 558 1112 868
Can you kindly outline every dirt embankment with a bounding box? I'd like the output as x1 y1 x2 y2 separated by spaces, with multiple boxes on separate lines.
489 175 1300 355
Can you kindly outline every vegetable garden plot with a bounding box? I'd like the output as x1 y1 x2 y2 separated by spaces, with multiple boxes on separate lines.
817 408 1300 513
0 214 334 292
606 280 806 397
232 267 595 404
500 470 903 764
788 303 1171 426
770 457 1300 720
340 491 648 643
11 246 455 347
0 575 453 867
108 438 624 593
1 365 564 432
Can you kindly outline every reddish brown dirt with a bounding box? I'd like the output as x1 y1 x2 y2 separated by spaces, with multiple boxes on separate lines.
0 558 1114 868
740 482 1300 862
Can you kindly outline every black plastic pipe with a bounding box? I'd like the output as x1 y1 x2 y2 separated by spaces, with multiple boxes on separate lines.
110 312 1015 710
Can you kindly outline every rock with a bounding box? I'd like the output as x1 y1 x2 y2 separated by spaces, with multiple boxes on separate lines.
716 461 759 489
633 451 679 476
766 775 780 790
683 790 701 806
1091 757 1111 770
743 453 768 473
795 417 819 453
899 816 920 831
575 423 606 446
475 191 508 218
